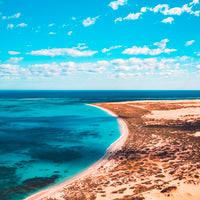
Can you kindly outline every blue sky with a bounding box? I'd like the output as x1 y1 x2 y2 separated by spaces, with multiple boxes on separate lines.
0 0 200 89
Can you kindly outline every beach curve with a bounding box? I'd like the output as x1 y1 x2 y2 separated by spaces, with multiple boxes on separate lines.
25 100 200 199
24 104 129 200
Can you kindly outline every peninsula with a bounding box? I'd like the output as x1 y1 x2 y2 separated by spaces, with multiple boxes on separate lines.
26 100 200 200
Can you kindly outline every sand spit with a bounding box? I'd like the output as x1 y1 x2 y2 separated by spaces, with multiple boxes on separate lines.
26 100 200 200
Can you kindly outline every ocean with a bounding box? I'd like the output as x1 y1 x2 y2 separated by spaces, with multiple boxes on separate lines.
0 90 200 200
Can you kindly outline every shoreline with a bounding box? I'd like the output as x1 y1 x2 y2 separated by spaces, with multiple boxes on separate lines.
25 99 200 200
107 99 200 104
25 104 129 200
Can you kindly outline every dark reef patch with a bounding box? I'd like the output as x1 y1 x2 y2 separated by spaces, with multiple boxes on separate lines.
0 166 19 189
0 174 60 200
28 146 82 163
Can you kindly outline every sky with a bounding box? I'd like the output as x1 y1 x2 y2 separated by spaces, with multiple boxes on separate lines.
0 0 200 90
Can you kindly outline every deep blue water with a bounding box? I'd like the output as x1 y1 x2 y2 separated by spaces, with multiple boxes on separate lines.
1 90 200 102
0 90 200 200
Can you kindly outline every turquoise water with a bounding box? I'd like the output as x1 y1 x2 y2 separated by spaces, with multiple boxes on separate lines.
0 98 120 200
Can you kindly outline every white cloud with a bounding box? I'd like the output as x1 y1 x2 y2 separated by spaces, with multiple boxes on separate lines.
192 11 200 16
111 58 126 65
68 31 72 36
153 39 169 49
7 24 14 29
159 4 184 15
76 43 88 50
185 40 195 46
162 17 174 24
0 56 198 80
190 0 199 5
111 57 170 71
96 60 110 67
114 17 123 23
3 13 20 20
102 45 122 53
141 7 147 12
115 12 142 23
8 51 21 55
166 5 190 15
109 0 127 10
117 72 141 79
76 62 106 74
124 13 142 20
27 47 98 57
49 32 56 35
0 63 19 70
115 65 141 71
123 46 150 55
163 48 177 54
28 61 107 77
48 23 55 27
9 13 20 19
28 63 61 77
0 64 26 79
17 23 27 27
82 16 99 27
141 1 200 16
7 23 27 29
72 17 76 20
111 56 193 79
7 57 24 64
179 56 189 61
60 61 75 68
123 39 177 55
